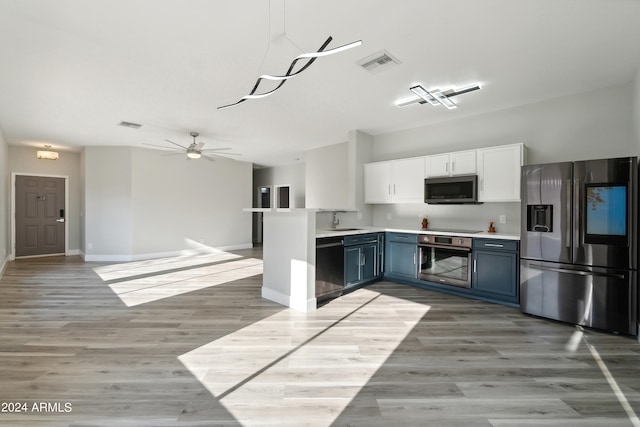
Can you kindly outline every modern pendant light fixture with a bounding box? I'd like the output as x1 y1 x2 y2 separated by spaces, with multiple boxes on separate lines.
218 36 362 109
37 145 59 160
396 83 482 109
218 0 361 109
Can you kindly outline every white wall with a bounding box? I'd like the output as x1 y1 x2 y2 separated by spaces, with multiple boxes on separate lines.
83 146 252 261
370 82 638 234
130 147 252 256
0 126 8 274
375 82 636 164
305 142 350 210
7 145 82 254
83 146 133 259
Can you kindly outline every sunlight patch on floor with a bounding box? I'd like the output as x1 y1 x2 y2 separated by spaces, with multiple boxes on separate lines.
566 326 640 426
178 287 431 424
105 257 263 307
94 250 243 281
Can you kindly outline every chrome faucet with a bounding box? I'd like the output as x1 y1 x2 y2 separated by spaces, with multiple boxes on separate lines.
332 212 340 228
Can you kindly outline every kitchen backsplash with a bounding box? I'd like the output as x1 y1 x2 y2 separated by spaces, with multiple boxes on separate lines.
371 202 521 234
316 202 521 235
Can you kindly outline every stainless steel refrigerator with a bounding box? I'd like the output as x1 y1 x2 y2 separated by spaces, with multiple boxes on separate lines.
520 157 638 335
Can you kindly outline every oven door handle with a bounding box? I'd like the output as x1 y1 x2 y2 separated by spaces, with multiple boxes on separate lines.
418 244 471 252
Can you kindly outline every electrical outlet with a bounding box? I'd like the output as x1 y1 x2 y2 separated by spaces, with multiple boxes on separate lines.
357 212 362 220
499 215 507 224
386 212 392 220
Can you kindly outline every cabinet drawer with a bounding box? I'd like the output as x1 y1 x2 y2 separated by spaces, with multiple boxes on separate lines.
344 233 378 246
386 232 418 244
473 238 518 252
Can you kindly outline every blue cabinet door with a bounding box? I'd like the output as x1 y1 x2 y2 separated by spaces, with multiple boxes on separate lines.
361 243 377 282
473 250 518 297
345 246 362 286
387 241 417 279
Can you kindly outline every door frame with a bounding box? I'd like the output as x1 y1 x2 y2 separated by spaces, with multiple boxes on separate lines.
10 172 70 260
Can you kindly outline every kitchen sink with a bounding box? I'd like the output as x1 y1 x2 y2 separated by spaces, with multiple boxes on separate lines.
328 228 361 231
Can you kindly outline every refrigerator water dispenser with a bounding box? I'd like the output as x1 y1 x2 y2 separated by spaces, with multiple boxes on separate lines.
527 204 552 232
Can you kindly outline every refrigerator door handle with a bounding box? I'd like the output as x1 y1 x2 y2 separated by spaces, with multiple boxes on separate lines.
566 178 572 248
528 263 626 280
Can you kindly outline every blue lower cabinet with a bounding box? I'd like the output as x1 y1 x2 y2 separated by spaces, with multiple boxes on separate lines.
472 239 519 305
345 246 363 285
385 233 418 280
344 235 381 287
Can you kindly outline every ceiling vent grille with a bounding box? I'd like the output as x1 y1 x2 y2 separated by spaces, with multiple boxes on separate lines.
118 121 142 129
357 50 400 74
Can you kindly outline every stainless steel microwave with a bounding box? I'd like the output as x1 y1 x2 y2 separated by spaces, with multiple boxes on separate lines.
424 175 480 204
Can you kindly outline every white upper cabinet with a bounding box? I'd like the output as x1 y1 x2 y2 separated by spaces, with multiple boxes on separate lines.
450 150 477 175
364 161 393 203
425 153 450 177
477 143 525 202
364 157 425 204
425 150 476 177
391 157 426 202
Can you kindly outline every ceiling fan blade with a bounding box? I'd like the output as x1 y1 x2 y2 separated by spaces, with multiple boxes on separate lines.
143 143 182 151
202 154 217 162
195 142 205 150
211 152 242 156
201 147 232 152
164 139 188 150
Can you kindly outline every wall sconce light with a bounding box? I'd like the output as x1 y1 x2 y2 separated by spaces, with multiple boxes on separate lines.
37 145 59 160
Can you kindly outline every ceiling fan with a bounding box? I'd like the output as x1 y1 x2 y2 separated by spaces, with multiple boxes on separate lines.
145 132 240 161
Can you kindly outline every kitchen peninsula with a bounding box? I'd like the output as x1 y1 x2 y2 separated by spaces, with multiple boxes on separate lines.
247 208 520 312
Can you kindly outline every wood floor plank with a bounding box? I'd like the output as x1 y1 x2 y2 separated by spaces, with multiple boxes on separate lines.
1 250 640 426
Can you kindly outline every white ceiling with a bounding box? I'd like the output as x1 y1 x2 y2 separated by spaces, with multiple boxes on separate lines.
1 0 640 167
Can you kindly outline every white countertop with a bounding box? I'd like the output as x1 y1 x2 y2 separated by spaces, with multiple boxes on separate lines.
316 226 520 240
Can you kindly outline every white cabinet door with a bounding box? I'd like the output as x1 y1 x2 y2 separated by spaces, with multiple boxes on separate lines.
364 161 392 203
391 157 425 203
450 150 476 175
425 154 450 177
477 144 524 202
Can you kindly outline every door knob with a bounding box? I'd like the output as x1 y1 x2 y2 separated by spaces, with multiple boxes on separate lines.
56 218 65 223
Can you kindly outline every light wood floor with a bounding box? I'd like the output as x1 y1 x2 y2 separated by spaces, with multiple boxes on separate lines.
1 248 640 426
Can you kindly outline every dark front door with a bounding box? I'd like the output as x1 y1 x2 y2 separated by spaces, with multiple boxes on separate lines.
15 175 66 257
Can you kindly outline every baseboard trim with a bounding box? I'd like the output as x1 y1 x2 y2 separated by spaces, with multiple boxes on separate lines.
261 287 317 313
0 256 7 279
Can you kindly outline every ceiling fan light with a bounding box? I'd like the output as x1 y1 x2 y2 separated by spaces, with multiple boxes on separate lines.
187 151 201 159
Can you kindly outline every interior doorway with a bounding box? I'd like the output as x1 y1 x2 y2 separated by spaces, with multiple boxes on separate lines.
13 174 68 258
254 186 272 245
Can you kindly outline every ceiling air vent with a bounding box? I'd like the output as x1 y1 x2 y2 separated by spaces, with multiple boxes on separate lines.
118 121 142 129
357 50 400 74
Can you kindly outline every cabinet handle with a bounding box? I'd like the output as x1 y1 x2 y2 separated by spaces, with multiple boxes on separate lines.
446 162 449 173
473 258 477 273
452 161 455 172
484 243 504 248
388 184 391 195
413 252 416 265
393 184 396 194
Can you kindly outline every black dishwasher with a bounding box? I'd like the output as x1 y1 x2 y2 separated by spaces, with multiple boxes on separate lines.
316 236 345 304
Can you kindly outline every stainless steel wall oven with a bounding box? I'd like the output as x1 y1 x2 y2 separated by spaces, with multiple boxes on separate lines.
418 234 473 288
